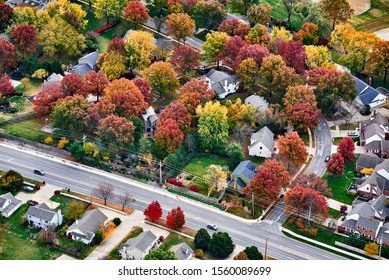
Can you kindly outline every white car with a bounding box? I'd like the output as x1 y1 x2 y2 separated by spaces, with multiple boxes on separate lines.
347 131 359 137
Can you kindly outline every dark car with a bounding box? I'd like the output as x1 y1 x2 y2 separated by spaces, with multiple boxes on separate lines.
207 224 218 231
325 156 331 162
27 200 39 206
34 169 45 176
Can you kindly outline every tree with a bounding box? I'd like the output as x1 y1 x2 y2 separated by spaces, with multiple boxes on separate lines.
11 24 38 60
107 37 126 55
154 118 184 153
0 170 24 191
0 40 16 72
294 22 319 45
84 71 110 102
203 165 227 195
201 31 229 69
218 19 251 38
284 186 329 224
194 228 211 250
277 131 308 168
68 141 86 161
247 4 272 26
32 83 61 116
125 30 156 71
364 243 379 256
39 226 57 245
179 78 215 102
222 36 248 67
279 0 299 26
370 39 389 82
245 24 269 45
304 45 334 70
232 123 254 144
278 41 306 74
234 251 249 260
0 4 12 32
144 201 163 221
133 78 151 105
123 0 149 29
97 115 135 151
104 78 140 97
92 0 128 24
196 101 229 151
250 165 281 206
118 192 135 211
60 74 87 98
170 45 201 79
64 201 84 221
0 74 14 97
158 101 191 131
269 26 292 52
327 153 345 176
235 44 269 70
293 173 332 197
263 159 290 190
258 54 285 93
283 85 317 108
225 98 256 129
225 143 245 171
286 102 320 131
166 13 195 43
236 58 259 93
108 90 148 118
166 207 185 229
144 248 178 260
191 0 226 30
229 0 259 15
93 182 115 205
51 95 91 135
208 232 234 258
141 61 179 99
319 0 354 30
98 52 126 81
243 246 263 260
337 137 355 162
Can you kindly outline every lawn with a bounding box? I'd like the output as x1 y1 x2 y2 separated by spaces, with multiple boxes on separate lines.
348 0 389 33
1 117 51 142
226 206 256 219
323 157 359 205
50 194 89 212
14 78 42 97
0 204 62 260
159 232 195 251
9 96 32 112
328 208 340 219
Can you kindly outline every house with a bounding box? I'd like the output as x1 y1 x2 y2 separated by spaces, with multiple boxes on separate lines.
353 75 387 108
355 159 389 197
142 106 158 136
71 50 100 76
340 195 389 244
26 203 63 228
359 111 389 157
204 69 239 99
119 230 158 260
43 72 63 87
227 160 257 192
66 208 108 244
0 192 21 218
245 95 269 112
5 0 54 9
170 243 193 260
356 152 384 172
248 126 275 158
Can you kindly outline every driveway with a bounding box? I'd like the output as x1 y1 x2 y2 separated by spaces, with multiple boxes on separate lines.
15 183 59 209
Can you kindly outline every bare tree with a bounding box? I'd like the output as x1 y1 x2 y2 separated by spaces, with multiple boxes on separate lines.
118 192 136 211
93 182 115 205
39 225 57 245
340 101 358 128
233 123 255 144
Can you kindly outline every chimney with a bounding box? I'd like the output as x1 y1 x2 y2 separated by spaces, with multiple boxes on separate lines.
233 178 237 190
75 219 78 225
373 110 376 117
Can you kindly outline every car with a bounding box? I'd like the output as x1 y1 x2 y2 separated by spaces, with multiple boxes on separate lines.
34 169 45 176
27 200 39 206
22 186 35 192
207 224 218 231
325 156 331 162
347 131 359 137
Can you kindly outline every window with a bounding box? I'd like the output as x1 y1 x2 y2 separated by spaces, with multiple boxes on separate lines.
260 146 262 150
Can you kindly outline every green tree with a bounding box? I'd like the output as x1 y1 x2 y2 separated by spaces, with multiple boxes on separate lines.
203 165 228 196
191 0 226 30
64 201 84 222
319 0 354 30
144 248 178 260
201 32 229 69
209 232 234 258
68 141 86 161
194 228 211 250
92 0 129 24
229 0 259 15
243 246 263 260
225 143 245 170
0 170 24 191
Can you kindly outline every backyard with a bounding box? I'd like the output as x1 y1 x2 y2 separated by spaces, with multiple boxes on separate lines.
1 117 51 142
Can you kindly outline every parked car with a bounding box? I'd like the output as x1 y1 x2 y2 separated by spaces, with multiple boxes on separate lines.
34 169 45 176
27 200 39 206
347 131 359 137
22 186 34 192
207 224 218 231
325 156 331 162
359 104 371 116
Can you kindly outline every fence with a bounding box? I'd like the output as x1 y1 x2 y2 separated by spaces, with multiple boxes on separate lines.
167 184 219 203
335 241 387 260
0 112 36 126
50 244 82 257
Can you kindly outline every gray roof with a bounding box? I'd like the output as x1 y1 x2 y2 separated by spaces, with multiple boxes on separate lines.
245 95 269 111
205 69 238 96
71 64 93 76
249 126 275 151
46 73 63 83
0 192 21 215
170 243 193 260
353 76 380 105
71 51 99 75
231 160 256 180
123 230 157 252
356 216 381 231
357 160 389 194
67 208 108 238
356 152 384 169
26 203 56 221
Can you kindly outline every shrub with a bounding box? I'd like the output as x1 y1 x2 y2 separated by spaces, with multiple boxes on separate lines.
317 38 329 46
113 217 121 226
159 236 164 241
35 185 41 190
189 185 199 192
95 24 113 34
167 178 183 187
44 137 53 145
54 190 61 195
94 229 104 245
186 175 194 180
194 249 203 258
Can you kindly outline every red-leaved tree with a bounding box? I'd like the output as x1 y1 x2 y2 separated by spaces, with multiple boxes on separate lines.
60 74 87 98
235 44 270 70
262 159 290 190
11 24 38 60
170 45 201 80
166 207 185 229
108 90 148 118
144 201 163 221
218 18 251 38
293 173 332 198
154 118 184 153
277 131 308 168
327 153 345 176
133 78 151 105
249 166 281 207
84 70 110 101
0 73 14 96
124 0 150 29
178 78 215 102
158 101 191 131
33 82 64 116
107 37 126 55
278 40 306 74
337 137 355 162
0 39 17 72
222 36 248 67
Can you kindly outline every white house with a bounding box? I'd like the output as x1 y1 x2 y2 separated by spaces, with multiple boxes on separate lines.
119 230 157 260
142 106 158 135
204 69 239 99
0 192 22 218
170 243 193 260
353 75 387 108
26 203 63 228
245 95 269 112
248 126 275 158
66 208 108 244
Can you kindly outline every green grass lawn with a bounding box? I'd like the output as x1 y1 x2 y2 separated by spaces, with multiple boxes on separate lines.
226 206 256 219
159 232 195 251
1 117 51 142
50 194 89 212
323 157 358 205
328 208 340 219
9 97 31 112
0 204 62 260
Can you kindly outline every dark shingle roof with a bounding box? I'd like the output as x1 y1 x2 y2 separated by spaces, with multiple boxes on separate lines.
356 152 384 169
26 203 56 221
205 69 238 96
123 230 157 252
231 160 256 179
353 76 380 105
67 208 108 238
356 216 381 231
170 243 193 260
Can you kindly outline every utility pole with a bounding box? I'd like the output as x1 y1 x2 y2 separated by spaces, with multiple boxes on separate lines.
159 160 163 185
252 192 255 216
82 135 87 147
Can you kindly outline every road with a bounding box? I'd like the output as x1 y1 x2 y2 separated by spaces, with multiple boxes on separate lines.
0 143 345 260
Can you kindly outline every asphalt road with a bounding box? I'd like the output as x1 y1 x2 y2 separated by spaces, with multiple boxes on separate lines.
0 143 345 260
